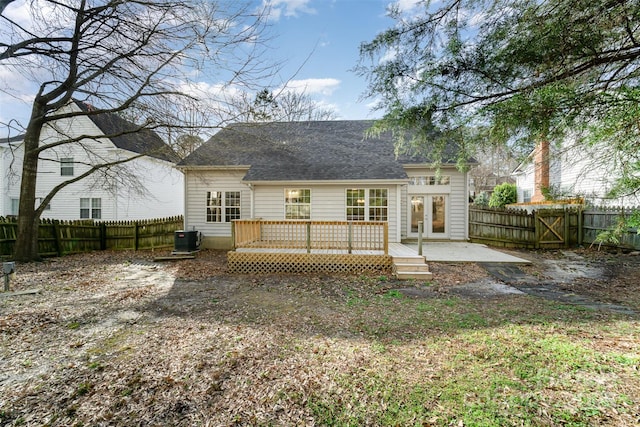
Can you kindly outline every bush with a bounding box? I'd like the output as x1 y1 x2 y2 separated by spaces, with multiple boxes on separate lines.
473 191 490 207
489 183 517 208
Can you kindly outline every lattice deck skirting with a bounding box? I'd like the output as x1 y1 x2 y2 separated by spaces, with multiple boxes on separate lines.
227 251 393 274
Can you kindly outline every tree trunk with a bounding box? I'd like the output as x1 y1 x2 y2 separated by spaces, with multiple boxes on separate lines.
13 111 45 261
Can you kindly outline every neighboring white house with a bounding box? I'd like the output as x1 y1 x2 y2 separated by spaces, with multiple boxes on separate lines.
513 139 640 207
177 120 476 249
0 100 184 220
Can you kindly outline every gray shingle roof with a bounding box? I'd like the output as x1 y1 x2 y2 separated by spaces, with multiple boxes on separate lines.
0 134 25 143
74 100 180 163
179 120 464 181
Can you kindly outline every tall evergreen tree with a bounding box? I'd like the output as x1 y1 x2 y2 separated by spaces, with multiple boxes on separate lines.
357 0 640 199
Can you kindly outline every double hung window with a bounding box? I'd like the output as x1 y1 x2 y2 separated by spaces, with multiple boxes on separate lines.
80 198 101 219
346 189 388 221
206 191 240 222
285 189 310 219
61 158 74 176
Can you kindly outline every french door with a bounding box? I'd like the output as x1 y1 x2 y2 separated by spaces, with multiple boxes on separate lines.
409 195 449 238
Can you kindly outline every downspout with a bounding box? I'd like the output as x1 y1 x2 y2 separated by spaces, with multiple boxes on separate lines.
182 169 188 230
396 184 402 243
464 170 469 240
247 182 255 218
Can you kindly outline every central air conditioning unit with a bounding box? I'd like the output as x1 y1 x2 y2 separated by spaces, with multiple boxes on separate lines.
174 230 202 253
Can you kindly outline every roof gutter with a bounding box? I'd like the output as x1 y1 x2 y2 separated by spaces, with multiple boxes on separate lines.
175 165 251 171
242 178 410 186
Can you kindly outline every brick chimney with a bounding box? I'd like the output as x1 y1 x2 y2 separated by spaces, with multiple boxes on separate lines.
531 140 549 202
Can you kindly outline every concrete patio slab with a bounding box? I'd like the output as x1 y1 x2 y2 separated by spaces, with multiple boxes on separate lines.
399 242 531 263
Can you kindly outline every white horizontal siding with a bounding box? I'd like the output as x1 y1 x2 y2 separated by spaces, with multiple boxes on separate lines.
184 176 402 242
184 169 249 237
253 185 285 218
0 143 22 217
448 171 467 240
515 165 534 203
184 167 472 243
254 184 400 242
400 184 408 240
515 141 640 207
2 102 183 220
556 144 614 203
404 167 468 240
113 157 184 220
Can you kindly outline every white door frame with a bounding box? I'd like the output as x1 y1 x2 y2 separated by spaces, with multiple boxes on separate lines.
408 194 450 239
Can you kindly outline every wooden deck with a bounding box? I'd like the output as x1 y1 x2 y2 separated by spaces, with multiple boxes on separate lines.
227 243 422 275
232 219 388 254
228 220 424 275
234 242 417 256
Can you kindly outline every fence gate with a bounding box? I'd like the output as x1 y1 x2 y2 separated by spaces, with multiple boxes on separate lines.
535 209 572 249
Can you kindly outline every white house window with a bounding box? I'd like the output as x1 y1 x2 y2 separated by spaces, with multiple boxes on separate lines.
61 157 74 176
346 189 365 220
523 189 532 203
346 188 388 221
409 175 450 185
10 198 19 216
206 191 240 222
80 198 101 219
285 189 310 219
369 189 388 221
36 198 51 211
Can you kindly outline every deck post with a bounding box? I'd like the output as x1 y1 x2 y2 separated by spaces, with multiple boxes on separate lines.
306 221 311 253
348 222 352 254
418 221 423 256
231 220 236 250
383 222 388 255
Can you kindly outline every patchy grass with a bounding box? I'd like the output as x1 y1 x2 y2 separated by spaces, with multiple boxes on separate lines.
0 250 638 426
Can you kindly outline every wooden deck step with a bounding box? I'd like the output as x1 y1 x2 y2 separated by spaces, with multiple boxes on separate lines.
392 254 433 281
394 262 431 272
395 270 433 280
392 255 426 264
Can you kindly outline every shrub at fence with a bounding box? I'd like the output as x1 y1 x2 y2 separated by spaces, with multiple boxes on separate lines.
0 216 183 258
583 207 640 250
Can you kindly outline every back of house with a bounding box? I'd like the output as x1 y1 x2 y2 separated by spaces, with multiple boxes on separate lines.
177 120 475 249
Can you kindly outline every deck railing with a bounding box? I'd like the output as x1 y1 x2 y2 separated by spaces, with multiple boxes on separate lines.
232 219 388 254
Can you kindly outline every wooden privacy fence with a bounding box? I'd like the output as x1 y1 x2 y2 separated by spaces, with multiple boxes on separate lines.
0 216 183 257
582 207 640 250
232 219 389 254
469 206 581 249
470 206 639 250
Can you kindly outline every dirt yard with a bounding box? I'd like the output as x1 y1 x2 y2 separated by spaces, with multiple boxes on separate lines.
1 248 639 426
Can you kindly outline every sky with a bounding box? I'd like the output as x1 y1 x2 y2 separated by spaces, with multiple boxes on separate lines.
256 0 400 120
0 0 424 136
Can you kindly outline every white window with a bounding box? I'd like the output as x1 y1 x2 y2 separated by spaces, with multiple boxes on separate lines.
409 175 450 185
10 198 19 216
80 198 101 219
61 157 74 176
346 188 388 221
36 197 51 211
369 189 388 221
523 189 532 203
206 191 240 222
285 189 310 219
346 189 365 221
